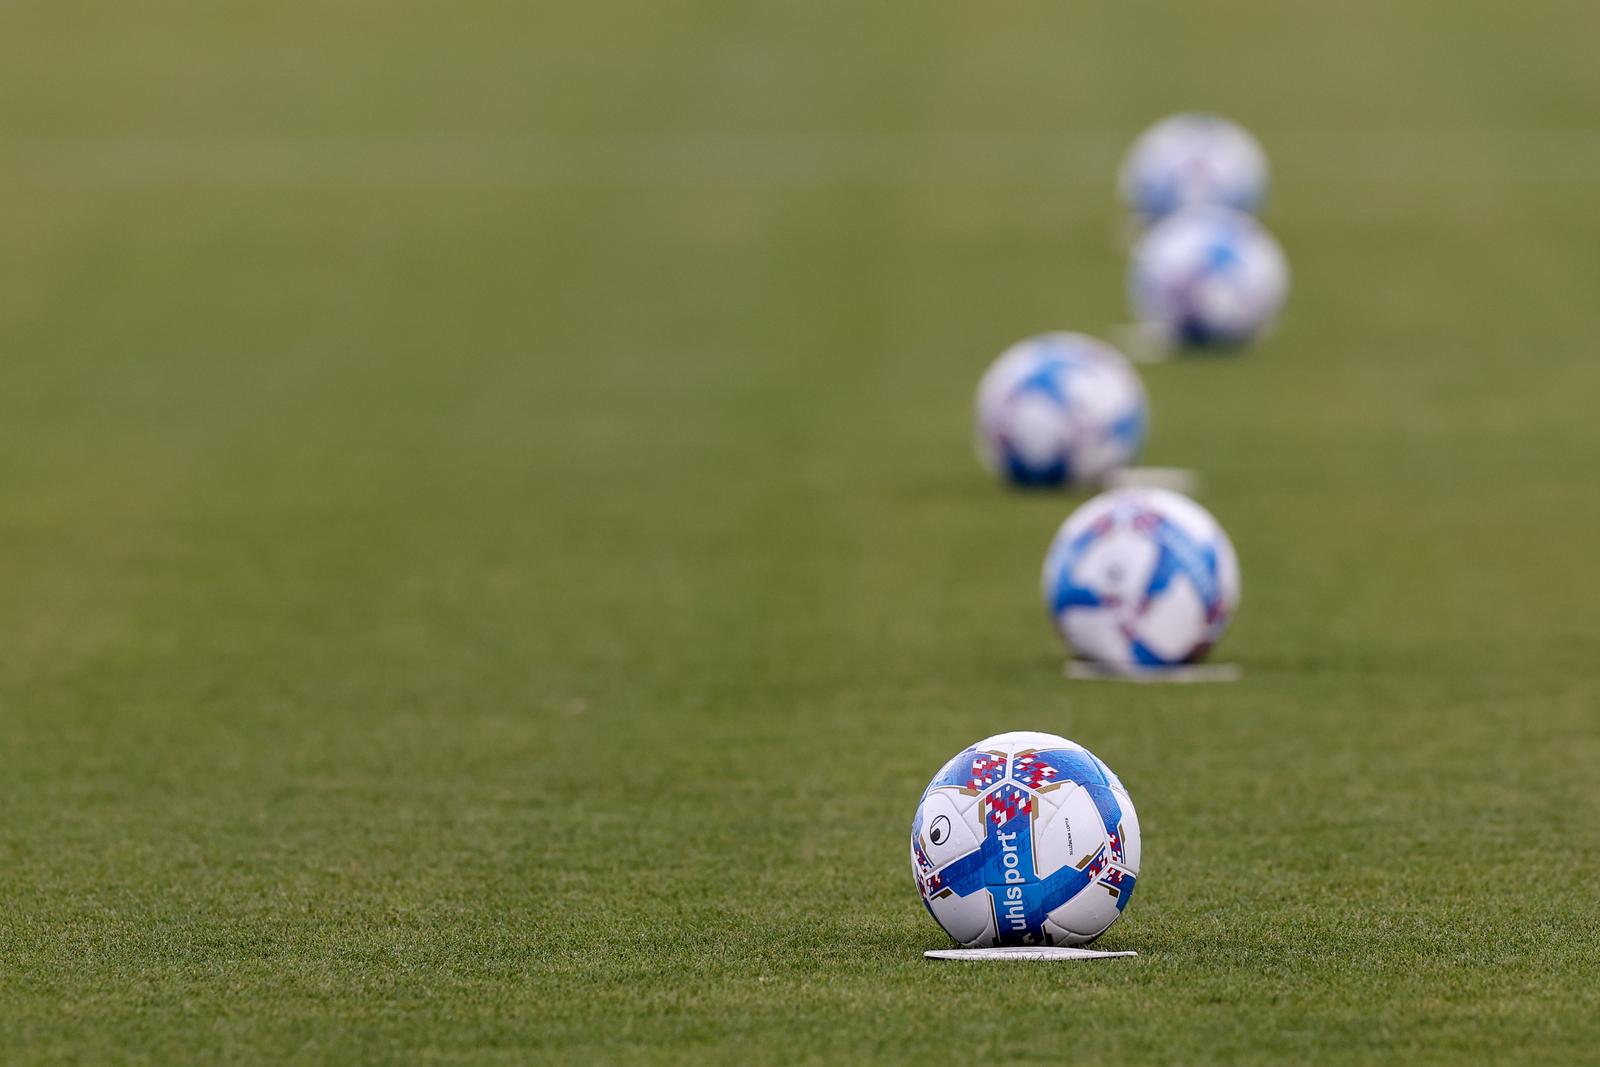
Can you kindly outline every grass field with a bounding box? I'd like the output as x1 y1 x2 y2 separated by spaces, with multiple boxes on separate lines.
4 1 1600 1063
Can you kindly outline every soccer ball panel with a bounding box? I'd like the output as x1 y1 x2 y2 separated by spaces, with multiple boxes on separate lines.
1004 392 1074 471
1059 607 1131 667
1032 783 1107 875
1135 486 1223 538
926 884 998 948
1133 577 1207 662
915 789 983 867
1044 886 1122 944
1213 523 1243 619
1116 788 1143 874
920 746 1005 815
1061 523 1160 605
971 730 1081 754
1042 785 1138 943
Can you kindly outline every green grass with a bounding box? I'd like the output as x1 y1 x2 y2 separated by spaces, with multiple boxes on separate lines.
4 0 1600 1062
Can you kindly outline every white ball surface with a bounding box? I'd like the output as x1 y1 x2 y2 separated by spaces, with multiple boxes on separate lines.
911 731 1141 947
1042 487 1240 667
1118 112 1269 221
1129 206 1289 348
974 333 1147 488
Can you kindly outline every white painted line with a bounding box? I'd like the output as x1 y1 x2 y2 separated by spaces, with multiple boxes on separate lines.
925 946 1138 961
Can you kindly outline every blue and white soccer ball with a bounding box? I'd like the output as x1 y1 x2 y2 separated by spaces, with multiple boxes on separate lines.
911 731 1141 947
1043 487 1240 668
1118 112 1269 221
1129 206 1289 348
975 333 1147 488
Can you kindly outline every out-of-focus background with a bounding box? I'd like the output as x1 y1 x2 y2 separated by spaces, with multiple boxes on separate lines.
3 2 1599 1062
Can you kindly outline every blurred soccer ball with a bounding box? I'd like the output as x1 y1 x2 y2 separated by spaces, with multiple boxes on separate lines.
1042 487 1240 667
974 333 1147 488
1129 206 1289 348
1118 112 1269 221
911 730 1141 947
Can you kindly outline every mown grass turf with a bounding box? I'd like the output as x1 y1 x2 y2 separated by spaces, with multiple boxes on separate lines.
3 1 1600 1063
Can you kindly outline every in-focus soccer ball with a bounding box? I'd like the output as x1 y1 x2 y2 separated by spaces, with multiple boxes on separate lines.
1043 486 1240 667
1118 112 1269 221
1129 206 1289 348
974 333 1147 488
911 731 1141 947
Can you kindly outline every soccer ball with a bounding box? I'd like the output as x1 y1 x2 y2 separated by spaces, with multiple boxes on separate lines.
911 731 1141 947
1118 112 1269 221
974 333 1147 488
1042 486 1240 667
1129 206 1289 348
